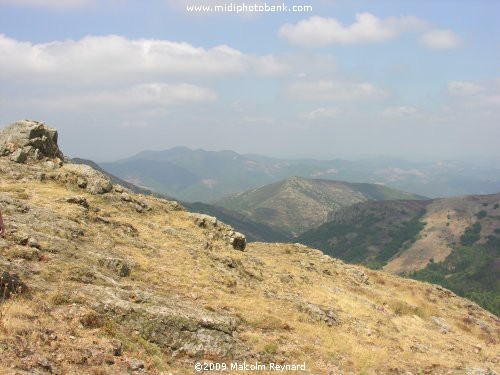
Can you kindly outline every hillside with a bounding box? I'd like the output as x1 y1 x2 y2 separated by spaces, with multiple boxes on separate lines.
71 158 159 197
99 147 500 202
1 121 498 373
72 158 289 243
297 194 500 315
297 200 430 266
182 202 291 243
217 176 424 237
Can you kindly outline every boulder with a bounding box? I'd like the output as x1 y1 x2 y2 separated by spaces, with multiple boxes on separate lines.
229 232 246 251
9 149 27 163
63 164 113 195
188 213 246 251
297 301 341 326
0 271 28 299
64 196 90 209
99 257 133 277
190 213 218 229
0 120 64 163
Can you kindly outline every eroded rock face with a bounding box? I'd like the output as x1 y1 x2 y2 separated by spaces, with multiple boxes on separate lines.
62 164 114 195
188 213 247 251
93 286 241 359
0 120 64 163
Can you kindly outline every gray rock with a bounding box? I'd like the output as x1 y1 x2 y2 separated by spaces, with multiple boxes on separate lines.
63 164 113 195
110 340 123 356
0 271 28 299
190 213 218 229
99 258 133 277
121 192 133 202
98 292 241 359
64 196 90 209
188 213 246 251
431 316 452 334
0 120 64 162
127 358 145 372
9 149 27 163
77 177 87 188
297 301 341 326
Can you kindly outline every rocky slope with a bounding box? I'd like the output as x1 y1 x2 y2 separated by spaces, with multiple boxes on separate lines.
0 120 499 374
217 176 424 237
73 158 289 243
297 195 500 315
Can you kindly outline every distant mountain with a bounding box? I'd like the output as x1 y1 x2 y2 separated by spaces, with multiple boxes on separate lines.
297 193 500 315
99 147 500 202
72 158 287 243
216 176 425 237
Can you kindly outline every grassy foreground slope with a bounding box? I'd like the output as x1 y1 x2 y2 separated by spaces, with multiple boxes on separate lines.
0 121 498 374
73 158 289 243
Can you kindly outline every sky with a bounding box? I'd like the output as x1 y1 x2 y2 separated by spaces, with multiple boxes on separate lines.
0 0 499 163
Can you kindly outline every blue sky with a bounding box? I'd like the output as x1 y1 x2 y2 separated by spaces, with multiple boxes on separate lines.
0 0 499 162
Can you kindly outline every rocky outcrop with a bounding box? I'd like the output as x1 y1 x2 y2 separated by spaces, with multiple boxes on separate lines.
62 164 114 195
0 120 64 163
188 213 247 251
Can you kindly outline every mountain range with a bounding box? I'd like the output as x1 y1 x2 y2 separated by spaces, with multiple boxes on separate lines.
100 147 500 202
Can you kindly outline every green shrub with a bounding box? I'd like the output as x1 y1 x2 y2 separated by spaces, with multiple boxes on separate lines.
411 236 500 316
476 210 487 219
460 222 481 246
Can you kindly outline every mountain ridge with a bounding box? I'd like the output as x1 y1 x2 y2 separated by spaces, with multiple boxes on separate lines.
217 176 425 237
99 146 500 202
297 193 500 315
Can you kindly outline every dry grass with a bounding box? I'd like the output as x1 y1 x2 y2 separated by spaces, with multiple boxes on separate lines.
0 166 498 374
0 298 38 336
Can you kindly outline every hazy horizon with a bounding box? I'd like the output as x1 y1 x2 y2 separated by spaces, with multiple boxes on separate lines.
1 1 499 164
81 144 500 167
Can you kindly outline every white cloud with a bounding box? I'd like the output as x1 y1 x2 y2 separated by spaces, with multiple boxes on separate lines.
447 79 500 110
279 13 427 47
302 107 339 120
253 55 289 76
0 0 94 8
419 29 461 50
382 106 418 118
0 34 247 86
448 81 484 96
6 83 217 112
288 80 385 101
